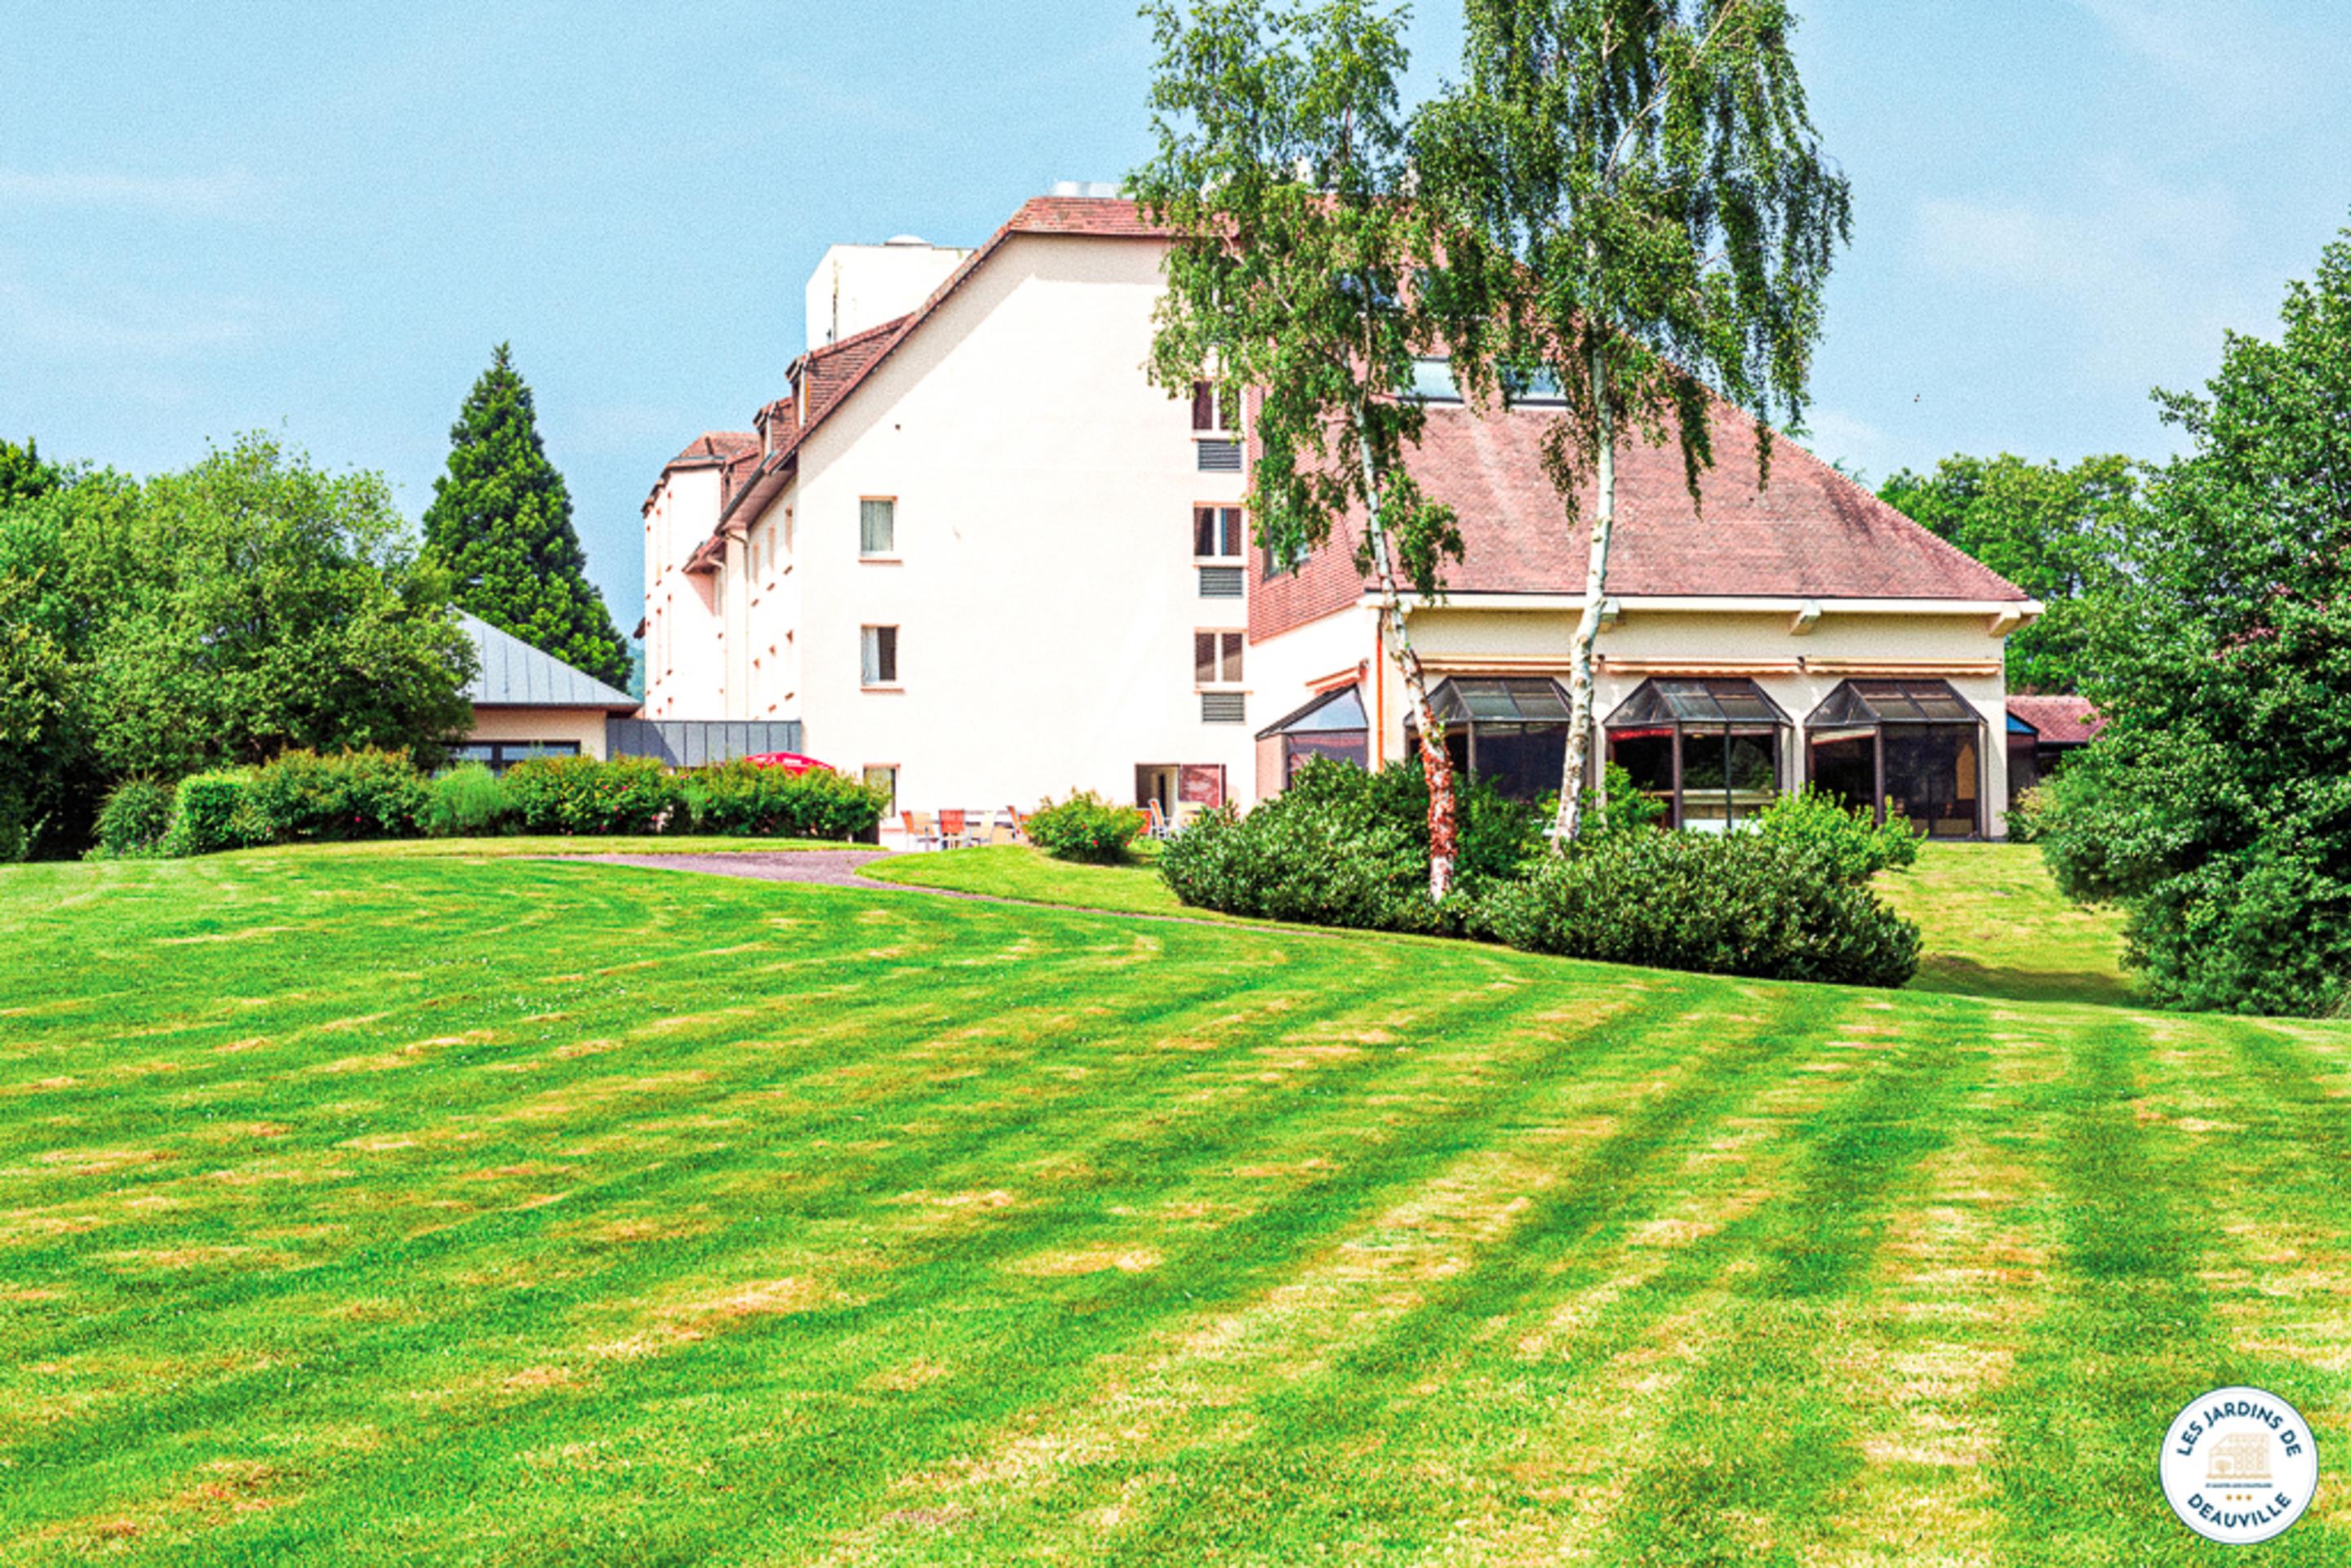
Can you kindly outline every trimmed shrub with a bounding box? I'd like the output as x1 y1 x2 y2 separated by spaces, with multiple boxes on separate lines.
1752 786 1920 883
1158 757 1544 933
684 762 890 841
162 771 260 857
420 764 513 838
93 778 176 858
500 755 685 836
1027 790 1146 864
242 748 429 842
1482 829 1922 988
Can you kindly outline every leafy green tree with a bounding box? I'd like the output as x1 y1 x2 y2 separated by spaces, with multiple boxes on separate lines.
0 437 64 508
2037 225 2351 1015
1880 453 2141 694
0 435 473 856
422 344 629 689
1131 0 1475 898
1417 0 1851 841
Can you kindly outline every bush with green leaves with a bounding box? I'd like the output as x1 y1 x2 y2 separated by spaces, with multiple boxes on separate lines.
242 748 429 843
685 762 889 841
420 764 513 838
1751 786 1919 883
1026 791 1147 864
92 778 175 858
162 771 260 857
1158 757 1544 933
1482 829 1922 988
500 755 684 836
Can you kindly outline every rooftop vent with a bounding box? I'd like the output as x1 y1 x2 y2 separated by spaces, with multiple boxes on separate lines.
885 234 929 247
1050 180 1122 199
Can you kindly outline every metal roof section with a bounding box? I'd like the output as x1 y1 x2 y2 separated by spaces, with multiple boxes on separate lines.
1606 677 1790 729
1426 677 1575 726
460 612 639 711
1256 684 1369 741
1807 678 1979 727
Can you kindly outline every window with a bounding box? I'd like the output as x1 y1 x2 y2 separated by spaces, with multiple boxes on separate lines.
1198 565 1247 598
1603 678 1791 830
863 765 899 816
860 497 896 556
1261 535 1307 579
1802 680 1987 839
449 740 582 775
1191 380 1237 433
1198 440 1243 473
1405 358 1464 402
1193 630 1244 686
1201 691 1247 724
1193 505 1244 557
861 624 899 686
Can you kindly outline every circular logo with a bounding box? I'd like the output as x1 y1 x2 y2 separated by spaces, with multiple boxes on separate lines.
2160 1387 2319 1545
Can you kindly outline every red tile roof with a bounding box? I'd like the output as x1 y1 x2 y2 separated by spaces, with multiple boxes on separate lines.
666 431 758 468
1253 401 2029 638
2007 695 2102 746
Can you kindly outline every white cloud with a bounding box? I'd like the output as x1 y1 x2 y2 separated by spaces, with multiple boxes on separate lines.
0 166 272 217
1911 162 2271 380
2071 0 2313 112
1796 408 1897 485
0 272 264 357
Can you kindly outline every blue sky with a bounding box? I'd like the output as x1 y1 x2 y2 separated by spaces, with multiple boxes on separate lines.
4 1 2346 622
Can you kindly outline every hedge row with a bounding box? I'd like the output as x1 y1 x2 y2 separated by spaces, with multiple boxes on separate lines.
94 749 890 858
1158 759 1923 988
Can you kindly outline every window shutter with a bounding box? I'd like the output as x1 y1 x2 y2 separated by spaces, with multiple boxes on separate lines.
1198 566 1245 598
1201 691 1247 725
1197 440 1242 473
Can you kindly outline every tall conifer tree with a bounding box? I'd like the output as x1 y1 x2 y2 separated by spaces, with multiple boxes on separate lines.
422 345 629 688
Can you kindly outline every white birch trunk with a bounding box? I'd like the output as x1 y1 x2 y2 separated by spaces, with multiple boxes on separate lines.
1355 414 1457 901
1552 341 1618 846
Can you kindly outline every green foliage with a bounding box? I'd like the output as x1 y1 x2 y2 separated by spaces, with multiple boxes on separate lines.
1578 762 1670 841
162 771 260 858
0 434 474 855
2037 224 2351 1017
683 762 890 842
500 755 685 837
0 437 64 508
92 778 175 858
1415 0 1851 834
420 765 513 839
1878 453 2141 693
1158 757 1543 932
1753 786 1920 884
1482 831 1922 988
242 749 429 843
422 344 629 690
1026 791 1146 864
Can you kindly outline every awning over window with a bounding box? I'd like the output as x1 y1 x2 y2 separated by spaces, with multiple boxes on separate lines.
1425 677 1574 726
1256 684 1368 740
1807 678 1979 726
1605 677 1788 729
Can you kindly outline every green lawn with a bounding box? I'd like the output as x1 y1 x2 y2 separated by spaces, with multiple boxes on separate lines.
2 846 2341 1564
865 840 2140 1007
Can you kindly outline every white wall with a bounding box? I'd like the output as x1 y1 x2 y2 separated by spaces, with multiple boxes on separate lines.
745 231 1256 813
641 467 727 720
805 241 972 351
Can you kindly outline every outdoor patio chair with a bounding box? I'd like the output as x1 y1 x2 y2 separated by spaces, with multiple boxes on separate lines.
901 811 942 851
940 808 969 847
1144 799 1172 839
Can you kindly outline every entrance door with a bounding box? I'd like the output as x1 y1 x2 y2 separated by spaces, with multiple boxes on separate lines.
1136 765 1177 815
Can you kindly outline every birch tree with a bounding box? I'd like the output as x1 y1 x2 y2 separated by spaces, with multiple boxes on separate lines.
1131 0 1480 898
1418 0 1851 842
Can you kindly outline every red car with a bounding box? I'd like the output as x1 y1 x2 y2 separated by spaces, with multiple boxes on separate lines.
744 752 833 775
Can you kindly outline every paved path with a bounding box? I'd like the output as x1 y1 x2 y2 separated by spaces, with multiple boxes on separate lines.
561 850 954 892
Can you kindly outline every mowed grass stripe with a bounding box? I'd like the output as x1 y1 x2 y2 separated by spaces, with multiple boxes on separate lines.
802 984 1847 1563
3 852 2349 1564
173 966 1713 1562
4 865 1678 1558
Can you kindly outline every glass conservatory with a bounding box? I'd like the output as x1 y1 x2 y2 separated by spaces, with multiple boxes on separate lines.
1804 679 1988 839
1602 678 1791 830
1256 684 1371 783
1402 677 1576 801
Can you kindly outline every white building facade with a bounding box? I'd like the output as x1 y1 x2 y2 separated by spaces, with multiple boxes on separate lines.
642 192 2039 838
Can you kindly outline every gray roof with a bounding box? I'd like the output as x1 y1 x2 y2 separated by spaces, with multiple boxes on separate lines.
460 612 639 711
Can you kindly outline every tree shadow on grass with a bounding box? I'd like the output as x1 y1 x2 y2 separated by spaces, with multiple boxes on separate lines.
1906 954 2138 1009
